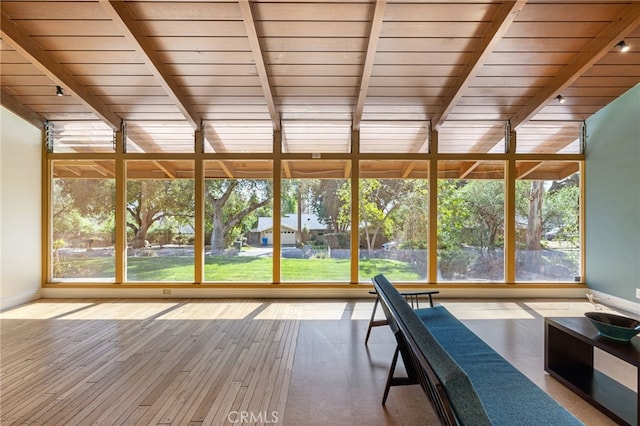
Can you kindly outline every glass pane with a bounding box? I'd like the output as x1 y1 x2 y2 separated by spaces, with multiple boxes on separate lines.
281 160 351 282
204 121 273 153
437 161 505 281
126 160 194 281
516 122 582 154
282 121 351 153
52 160 115 281
126 121 194 153
52 121 114 153
360 121 430 153
516 161 581 282
359 160 428 282
438 121 506 153
204 161 273 282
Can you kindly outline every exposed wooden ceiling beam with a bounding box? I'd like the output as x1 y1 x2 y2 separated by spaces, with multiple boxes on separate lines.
459 161 480 179
217 160 234 179
432 1 527 130
154 160 175 179
510 2 640 129
99 1 201 130
1 11 122 130
401 161 416 178
0 89 45 129
353 0 387 131
516 161 543 179
282 161 292 178
93 160 116 178
239 0 280 131
344 160 352 179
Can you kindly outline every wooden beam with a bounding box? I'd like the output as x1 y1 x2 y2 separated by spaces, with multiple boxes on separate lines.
239 0 280 131
459 161 480 179
153 160 175 179
401 161 416 178
99 1 201 130
217 160 234 178
353 0 387 131
432 1 527 129
1 11 122 130
516 161 543 179
0 89 45 129
282 160 292 178
344 160 352 179
510 2 640 129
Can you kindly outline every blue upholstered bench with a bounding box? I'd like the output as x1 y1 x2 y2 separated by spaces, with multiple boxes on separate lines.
372 274 583 426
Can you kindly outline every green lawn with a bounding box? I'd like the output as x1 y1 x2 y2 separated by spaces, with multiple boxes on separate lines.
55 255 423 282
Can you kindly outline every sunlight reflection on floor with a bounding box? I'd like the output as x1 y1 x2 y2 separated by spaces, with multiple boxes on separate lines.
0 302 96 319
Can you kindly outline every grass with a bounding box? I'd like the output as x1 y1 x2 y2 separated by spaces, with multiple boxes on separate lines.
54 255 423 282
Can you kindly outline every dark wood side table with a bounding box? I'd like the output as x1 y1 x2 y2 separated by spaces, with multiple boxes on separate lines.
545 316 640 426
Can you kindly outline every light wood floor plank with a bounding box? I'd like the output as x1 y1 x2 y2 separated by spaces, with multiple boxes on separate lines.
1 297 625 425
0 299 300 426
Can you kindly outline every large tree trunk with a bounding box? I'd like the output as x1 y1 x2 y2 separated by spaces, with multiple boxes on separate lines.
207 180 271 255
210 209 226 254
130 184 153 248
525 180 544 273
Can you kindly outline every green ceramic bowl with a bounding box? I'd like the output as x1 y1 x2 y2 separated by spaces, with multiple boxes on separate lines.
585 312 640 342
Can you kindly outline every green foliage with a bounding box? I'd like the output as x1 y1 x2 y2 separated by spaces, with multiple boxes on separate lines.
394 180 429 249
126 179 194 247
437 180 468 249
458 179 505 251
53 178 115 248
544 184 580 243
359 179 419 251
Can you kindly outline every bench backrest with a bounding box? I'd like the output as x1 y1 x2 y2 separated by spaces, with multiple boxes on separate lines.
372 274 491 426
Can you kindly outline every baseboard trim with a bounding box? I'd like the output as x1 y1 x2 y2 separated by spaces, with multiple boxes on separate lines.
590 289 640 315
1 288 41 311
41 286 588 299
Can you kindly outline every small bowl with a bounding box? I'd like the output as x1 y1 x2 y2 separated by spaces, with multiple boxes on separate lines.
585 312 640 342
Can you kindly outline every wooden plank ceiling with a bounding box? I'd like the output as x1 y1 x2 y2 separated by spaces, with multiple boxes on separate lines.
2 0 640 179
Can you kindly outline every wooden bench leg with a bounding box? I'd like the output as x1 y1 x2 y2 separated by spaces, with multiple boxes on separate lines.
383 345 401 405
365 296 388 345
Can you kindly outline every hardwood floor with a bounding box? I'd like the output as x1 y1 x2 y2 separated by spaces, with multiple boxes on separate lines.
0 298 630 425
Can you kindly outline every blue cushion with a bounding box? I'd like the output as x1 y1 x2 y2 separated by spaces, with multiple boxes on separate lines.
415 306 583 425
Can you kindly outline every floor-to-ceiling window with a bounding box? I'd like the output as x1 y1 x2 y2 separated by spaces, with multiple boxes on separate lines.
437 160 505 282
280 160 352 282
203 160 273 282
515 162 581 282
51 160 116 281
125 160 195 282
359 160 429 282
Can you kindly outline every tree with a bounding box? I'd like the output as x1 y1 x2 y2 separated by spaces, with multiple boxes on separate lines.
205 179 271 254
127 179 194 248
458 180 505 254
53 178 115 247
393 180 429 249
436 179 505 279
437 179 471 278
524 180 544 272
312 179 350 233
359 179 414 252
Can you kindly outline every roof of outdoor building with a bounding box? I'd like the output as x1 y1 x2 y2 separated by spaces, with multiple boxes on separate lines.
255 214 327 232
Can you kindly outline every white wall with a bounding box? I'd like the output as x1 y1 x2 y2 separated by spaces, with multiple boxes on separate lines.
1 107 42 310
